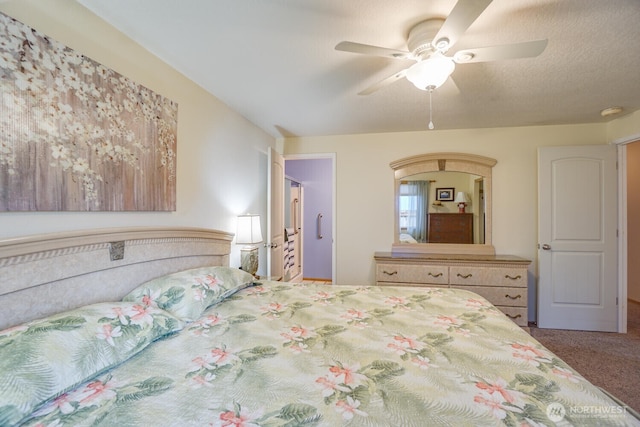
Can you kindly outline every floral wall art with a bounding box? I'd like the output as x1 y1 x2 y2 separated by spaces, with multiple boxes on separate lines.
0 12 177 211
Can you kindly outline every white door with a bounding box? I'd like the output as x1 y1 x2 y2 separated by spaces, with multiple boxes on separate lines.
538 145 618 331
267 147 284 280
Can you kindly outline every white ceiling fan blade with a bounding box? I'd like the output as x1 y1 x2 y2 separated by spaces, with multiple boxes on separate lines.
432 0 493 51
453 39 548 63
358 68 408 95
335 41 412 60
440 76 461 96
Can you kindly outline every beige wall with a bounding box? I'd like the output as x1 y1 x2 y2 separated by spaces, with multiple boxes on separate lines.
607 110 640 143
283 124 621 321
283 124 614 284
0 1 276 274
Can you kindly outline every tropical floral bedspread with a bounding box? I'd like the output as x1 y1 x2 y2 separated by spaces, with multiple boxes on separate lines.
15 282 640 426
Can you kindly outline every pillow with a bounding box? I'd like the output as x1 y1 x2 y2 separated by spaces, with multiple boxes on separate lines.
123 266 255 321
399 233 418 243
0 302 184 427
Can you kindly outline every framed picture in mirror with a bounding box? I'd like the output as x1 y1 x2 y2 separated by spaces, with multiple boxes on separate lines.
436 187 455 201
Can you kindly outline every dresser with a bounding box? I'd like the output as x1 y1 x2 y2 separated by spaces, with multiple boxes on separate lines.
374 252 531 327
428 213 473 243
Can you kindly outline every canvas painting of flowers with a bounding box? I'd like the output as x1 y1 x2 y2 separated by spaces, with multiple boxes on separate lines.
0 12 177 211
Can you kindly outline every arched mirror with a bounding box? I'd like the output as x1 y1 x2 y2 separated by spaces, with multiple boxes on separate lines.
391 153 497 256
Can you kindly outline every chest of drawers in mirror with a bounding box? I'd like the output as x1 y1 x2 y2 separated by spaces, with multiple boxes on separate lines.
374 252 530 327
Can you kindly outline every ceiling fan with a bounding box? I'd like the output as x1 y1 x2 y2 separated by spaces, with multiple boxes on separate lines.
335 0 548 96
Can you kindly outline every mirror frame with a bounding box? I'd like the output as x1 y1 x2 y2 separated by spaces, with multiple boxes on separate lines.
391 152 497 256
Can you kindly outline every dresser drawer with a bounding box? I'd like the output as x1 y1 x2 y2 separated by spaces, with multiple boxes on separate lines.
496 306 528 327
377 282 447 288
452 285 527 307
449 266 527 287
376 263 449 285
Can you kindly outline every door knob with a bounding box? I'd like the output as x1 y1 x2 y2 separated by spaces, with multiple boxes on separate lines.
541 244 551 250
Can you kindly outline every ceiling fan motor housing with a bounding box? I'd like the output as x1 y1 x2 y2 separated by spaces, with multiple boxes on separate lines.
407 18 445 59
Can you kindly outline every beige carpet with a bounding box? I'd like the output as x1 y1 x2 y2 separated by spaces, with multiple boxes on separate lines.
530 300 640 413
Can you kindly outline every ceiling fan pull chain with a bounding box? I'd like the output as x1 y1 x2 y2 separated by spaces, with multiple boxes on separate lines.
428 88 435 130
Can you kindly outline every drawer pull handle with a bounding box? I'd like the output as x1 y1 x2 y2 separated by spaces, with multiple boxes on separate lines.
506 314 522 319
456 273 473 279
383 270 398 276
505 274 522 280
428 272 443 278
505 294 522 300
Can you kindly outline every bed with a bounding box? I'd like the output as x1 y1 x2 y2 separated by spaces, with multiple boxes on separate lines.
0 228 638 426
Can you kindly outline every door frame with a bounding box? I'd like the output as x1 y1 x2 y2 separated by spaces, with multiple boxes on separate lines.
284 153 337 284
538 136 639 333
613 132 640 333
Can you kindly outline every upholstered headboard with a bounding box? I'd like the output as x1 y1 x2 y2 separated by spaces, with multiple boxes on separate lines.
0 227 233 330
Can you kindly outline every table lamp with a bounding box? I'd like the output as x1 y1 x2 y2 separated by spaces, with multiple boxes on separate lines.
455 192 470 213
236 214 263 276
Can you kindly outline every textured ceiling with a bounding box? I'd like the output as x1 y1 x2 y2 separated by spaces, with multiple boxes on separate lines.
77 0 640 138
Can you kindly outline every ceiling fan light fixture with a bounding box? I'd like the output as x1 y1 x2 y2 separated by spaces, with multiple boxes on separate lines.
406 54 455 90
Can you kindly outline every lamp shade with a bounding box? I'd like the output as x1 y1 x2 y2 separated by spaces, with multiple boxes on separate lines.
405 53 455 90
455 192 470 204
236 214 263 245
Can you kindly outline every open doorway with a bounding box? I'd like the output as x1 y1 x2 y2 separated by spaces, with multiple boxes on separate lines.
284 154 336 283
612 136 640 333
624 140 640 331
